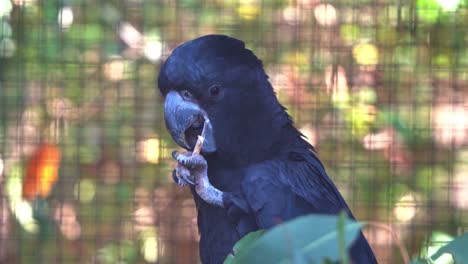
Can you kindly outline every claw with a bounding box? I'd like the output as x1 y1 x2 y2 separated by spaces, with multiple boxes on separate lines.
176 154 190 166
172 168 189 186
176 153 205 168
174 165 195 186
172 169 181 185
172 150 206 187
181 174 195 185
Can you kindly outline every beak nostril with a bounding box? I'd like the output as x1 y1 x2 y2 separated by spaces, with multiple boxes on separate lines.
181 90 193 100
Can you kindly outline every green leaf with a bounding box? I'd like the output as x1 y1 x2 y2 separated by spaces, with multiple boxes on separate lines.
224 230 265 264
224 214 362 264
291 250 308 264
337 211 349 264
430 233 468 263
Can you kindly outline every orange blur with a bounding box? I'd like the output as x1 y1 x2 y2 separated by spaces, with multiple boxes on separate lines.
23 144 61 200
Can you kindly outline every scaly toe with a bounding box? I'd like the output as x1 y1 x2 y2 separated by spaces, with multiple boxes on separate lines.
181 174 195 185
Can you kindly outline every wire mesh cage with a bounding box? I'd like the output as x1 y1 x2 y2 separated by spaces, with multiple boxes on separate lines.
0 0 467 263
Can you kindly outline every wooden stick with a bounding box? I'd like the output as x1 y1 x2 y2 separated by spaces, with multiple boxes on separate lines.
192 119 208 155
193 135 205 155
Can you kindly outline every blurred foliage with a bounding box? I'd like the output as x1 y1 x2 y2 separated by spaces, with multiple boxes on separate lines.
224 212 361 264
412 232 468 264
0 0 466 263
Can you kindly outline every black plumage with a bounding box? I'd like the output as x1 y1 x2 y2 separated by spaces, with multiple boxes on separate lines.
158 35 377 264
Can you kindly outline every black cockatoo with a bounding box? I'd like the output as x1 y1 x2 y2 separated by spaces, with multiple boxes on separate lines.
158 35 377 264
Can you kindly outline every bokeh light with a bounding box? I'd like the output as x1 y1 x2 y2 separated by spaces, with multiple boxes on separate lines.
12 0 36 6
119 22 143 49
138 138 161 164
58 6 73 29
433 103 468 147
352 43 379 66
14 200 38 233
143 37 163 63
143 235 158 263
299 125 317 146
436 0 461 11
362 128 394 150
340 24 359 44
394 194 417 222
297 0 316 9
451 166 468 209
364 226 393 247
140 228 158 263
134 205 154 231
6 165 22 203
238 0 259 20
0 0 12 17
103 56 125 81
324 65 349 108
314 4 337 26
282 6 303 25
54 203 81 240
0 155 3 177
74 179 96 203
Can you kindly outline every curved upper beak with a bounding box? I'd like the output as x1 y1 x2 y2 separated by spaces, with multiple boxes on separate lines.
164 91 216 153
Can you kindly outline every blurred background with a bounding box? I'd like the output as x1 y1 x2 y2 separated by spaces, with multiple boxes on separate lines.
0 0 467 263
